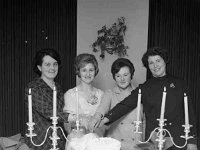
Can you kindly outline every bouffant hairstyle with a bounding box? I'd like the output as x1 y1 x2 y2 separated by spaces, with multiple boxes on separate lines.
33 48 61 76
142 47 169 69
74 53 99 77
111 58 135 80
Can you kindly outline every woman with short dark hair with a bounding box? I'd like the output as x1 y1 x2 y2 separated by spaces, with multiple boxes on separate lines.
91 58 145 150
24 48 68 150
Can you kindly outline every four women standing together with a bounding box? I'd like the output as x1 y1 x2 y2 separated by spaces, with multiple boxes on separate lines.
25 47 197 150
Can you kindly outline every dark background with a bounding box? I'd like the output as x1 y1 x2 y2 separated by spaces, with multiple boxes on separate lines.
0 0 77 136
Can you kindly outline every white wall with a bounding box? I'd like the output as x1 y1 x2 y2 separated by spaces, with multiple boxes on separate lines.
77 0 149 90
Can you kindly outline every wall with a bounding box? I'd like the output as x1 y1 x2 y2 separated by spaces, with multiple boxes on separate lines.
77 0 149 90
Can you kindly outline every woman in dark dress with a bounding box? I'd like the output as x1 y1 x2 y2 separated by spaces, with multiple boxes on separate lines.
90 47 197 150
24 48 68 150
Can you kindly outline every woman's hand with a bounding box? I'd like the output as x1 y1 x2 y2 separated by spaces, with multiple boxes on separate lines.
88 113 103 132
79 114 91 130
99 117 109 126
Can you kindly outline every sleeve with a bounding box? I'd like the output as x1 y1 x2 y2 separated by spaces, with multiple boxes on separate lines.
105 87 140 125
96 90 112 116
63 89 77 115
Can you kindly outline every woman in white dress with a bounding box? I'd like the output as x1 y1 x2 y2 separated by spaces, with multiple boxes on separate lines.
63 53 104 138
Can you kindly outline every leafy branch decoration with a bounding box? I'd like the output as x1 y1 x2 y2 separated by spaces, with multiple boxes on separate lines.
92 17 128 59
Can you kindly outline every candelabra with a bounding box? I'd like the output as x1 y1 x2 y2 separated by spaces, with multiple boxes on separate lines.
26 116 69 150
26 87 83 150
133 88 194 150
134 118 193 150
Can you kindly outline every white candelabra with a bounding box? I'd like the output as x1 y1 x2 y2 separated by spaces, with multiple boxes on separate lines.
134 87 193 150
26 87 69 150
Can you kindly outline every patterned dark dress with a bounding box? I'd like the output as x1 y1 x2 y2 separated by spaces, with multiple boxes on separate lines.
24 78 68 150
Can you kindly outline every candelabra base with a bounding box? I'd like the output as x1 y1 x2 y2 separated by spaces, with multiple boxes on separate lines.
135 118 193 150
26 117 69 150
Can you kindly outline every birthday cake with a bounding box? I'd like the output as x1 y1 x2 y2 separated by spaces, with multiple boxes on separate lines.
67 133 121 150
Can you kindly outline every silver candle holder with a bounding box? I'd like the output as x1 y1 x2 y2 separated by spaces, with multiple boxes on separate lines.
134 116 193 150
26 116 69 150
134 88 193 150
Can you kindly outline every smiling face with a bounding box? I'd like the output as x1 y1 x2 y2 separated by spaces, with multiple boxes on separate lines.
115 66 132 89
79 63 96 84
37 55 58 80
148 55 166 78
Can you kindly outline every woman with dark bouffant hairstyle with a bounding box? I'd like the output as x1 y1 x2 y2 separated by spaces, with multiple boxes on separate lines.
91 47 197 150
24 48 68 150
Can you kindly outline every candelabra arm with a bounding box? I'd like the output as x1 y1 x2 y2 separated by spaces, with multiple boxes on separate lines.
57 127 69 141
138 128 159 144
165 128 187 148
26 116 69 149
29 126 51 147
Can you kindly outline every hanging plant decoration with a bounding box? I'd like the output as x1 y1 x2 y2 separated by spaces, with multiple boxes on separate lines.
92 17 128 59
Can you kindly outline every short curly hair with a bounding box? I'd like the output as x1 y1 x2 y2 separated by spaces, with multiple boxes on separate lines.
111 58 135 80
142 47 169 69
33 48 61 76
74 53 99 77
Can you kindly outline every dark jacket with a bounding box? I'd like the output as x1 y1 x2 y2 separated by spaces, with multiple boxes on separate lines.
105 75 197 149
24 78 68 150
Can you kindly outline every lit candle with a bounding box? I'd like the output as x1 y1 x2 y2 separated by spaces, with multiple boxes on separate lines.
28 88 32 123
76 87 79 121
136 89 142 121
53 86 57 117
184 93 189 125
160 87 167 120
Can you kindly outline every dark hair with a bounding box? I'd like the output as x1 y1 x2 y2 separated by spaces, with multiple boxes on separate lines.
75 53 99 77
142 47 169 69
33 48 61 76
111 58 135 80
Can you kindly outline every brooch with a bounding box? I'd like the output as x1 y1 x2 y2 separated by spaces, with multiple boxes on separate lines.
87 94 98 105
170 83 175 88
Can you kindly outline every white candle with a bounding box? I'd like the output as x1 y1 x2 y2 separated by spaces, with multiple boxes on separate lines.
53 86 57 117
28 88 33 123
184 93 189 125
160 87 167 120
136 89 142 121
76 87 79 121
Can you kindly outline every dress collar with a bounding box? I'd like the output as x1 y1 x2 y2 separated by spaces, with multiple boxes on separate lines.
113 84 135 94
152 74 168 81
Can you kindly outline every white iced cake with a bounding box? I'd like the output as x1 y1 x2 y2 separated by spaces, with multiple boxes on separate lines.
86 137 121 150
67 133 121 150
